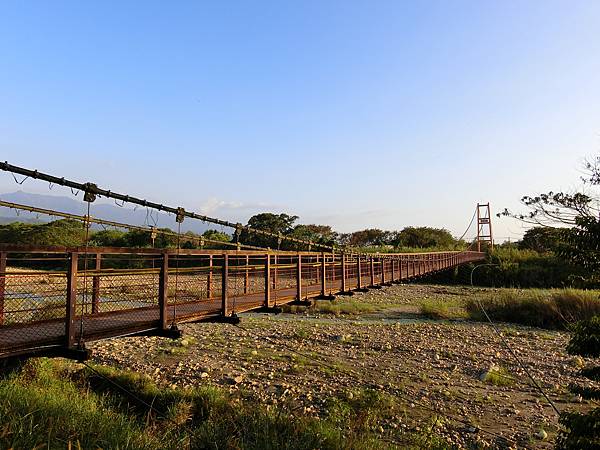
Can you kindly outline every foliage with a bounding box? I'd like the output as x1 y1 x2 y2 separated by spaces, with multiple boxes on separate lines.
519 226 563 253
556 315 600 449
559 216 600 279
500 155 600 226
393 227 456 249
0 219 86 247
432 247 584 288
465 289 600 330
480 366 514 386
566 315 600 357
0 359 161 449
337 226 461 251
289 224 338 248
240 212 299 248
1 358 413 450
420 298 468 320
340 228 392 247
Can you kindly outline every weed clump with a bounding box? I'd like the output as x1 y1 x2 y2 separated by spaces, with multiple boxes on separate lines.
2 358 428 449
465 289 600 329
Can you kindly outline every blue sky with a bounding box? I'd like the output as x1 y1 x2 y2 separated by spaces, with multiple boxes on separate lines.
1 1 599 241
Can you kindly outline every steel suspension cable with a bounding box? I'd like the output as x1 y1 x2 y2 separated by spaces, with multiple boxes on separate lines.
0 161 336 252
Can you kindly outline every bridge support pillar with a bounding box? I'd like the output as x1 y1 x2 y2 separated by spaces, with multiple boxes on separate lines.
0 251 5 326
341 253 347 293
66 252 79 349
159 252 169 330
296 254 302 300
221 255 229 316
264 254 271 308
320 252 326 297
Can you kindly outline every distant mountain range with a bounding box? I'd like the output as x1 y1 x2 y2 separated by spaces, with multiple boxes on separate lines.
0 191 213 234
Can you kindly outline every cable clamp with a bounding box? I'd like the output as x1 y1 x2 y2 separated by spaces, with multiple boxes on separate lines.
176 207 185 223
83 183 98 203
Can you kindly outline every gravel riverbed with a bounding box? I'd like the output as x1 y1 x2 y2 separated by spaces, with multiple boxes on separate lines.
90 284 598 449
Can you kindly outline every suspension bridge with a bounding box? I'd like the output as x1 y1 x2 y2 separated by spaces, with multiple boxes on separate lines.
0 162 489 360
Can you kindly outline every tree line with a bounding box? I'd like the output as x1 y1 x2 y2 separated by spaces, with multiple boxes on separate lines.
0 213 465 252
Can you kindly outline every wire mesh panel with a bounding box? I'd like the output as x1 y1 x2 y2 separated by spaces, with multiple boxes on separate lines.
72 254 161 341
345 256 358 290
323 255 337 295
271 254 297 305
228 254 266 313
167 255 222 321
0 254 69 355
0 245 486 358
301 255 321 298
373 259 382 284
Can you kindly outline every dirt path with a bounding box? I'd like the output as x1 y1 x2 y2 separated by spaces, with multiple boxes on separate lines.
90 284 598 449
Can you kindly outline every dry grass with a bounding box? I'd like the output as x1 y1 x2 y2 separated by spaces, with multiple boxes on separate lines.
466 289 600 330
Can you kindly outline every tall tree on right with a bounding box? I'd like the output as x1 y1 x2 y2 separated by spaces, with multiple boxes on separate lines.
503 155 600 448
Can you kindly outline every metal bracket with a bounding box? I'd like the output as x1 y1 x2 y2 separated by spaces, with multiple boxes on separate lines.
83 183 98 203
176 207 185 223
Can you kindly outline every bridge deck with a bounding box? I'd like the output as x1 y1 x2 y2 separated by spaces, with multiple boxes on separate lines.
0 245 485 359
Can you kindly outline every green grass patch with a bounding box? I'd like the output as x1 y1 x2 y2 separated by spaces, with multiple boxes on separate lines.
157 336 198 355
1 358 459 449
420 299 468 320
465 288 600 330
480 366 515 386
0 359 163 449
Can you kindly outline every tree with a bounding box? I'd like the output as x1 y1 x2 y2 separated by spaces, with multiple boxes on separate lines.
394 227 456 249
289 224 337 248
518 227 563 253
346 229 390 247
556 316 600 449
240 213 298 248
502 155 600 284
504 154 600 445
90 229 126 247
201 229 232 249
0 219 86 247
501 155 600 226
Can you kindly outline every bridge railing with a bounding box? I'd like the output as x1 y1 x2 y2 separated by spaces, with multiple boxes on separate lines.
0 244 485 358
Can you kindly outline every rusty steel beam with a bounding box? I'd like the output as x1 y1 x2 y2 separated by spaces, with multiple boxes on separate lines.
0 252 5 326
221 255 229 316
159 253 169 330
65 252 78 349
296 254 302 300
265 254 271 307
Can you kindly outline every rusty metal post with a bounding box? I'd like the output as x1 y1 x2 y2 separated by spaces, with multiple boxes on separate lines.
391 258 396 281
296 254 302 300
331 252 336 285
207 255 213 299
159 252 169 330
341 253 347 292
381 258 386 284
370 256 375 286
357 255 362 289
65 252 79 349
264 254 271 307
0 252 6 326
221 254 229 316
273 254 277 291
316 252 320 285
320 252 327 296
92 254 101 314
244 255 249 294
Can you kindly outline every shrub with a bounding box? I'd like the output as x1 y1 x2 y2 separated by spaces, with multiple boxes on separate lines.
465 289 600 330
556 315 600 449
